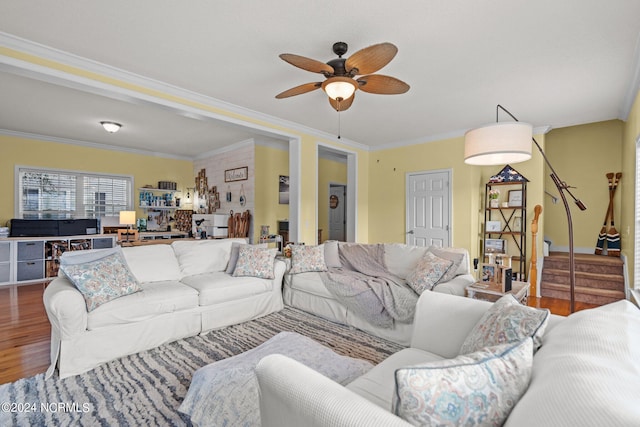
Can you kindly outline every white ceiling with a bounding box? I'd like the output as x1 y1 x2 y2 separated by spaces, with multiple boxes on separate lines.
1 0 639 159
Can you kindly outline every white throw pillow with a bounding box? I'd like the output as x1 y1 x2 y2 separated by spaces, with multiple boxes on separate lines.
394 338 533 427
233 246 277 279
460 294 549 354
323 240 341 268
290 244 328 274
172 240 236 276
121 244 182 283
406 251 453 294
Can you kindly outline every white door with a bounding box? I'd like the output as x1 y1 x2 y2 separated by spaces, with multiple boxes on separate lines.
406 170 451 247
329 184 346 241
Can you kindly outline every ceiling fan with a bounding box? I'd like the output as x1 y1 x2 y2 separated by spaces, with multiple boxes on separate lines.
275 42 410 112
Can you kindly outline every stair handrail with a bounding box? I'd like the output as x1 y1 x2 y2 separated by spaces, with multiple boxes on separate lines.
530 205 543 296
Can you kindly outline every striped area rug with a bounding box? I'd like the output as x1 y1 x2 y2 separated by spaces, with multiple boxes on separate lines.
0 307 403 426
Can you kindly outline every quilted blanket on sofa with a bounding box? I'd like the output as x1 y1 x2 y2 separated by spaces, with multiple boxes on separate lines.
321 243 418 328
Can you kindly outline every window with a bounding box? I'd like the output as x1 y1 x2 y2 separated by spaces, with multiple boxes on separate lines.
16 167 132 219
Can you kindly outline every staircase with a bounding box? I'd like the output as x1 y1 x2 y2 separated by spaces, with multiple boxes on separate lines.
540 252 626 305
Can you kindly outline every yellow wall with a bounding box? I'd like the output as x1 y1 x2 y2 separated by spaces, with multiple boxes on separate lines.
622 90 640 288
318 157 348 242
0 134 193 226
545 120 623 250
367 134 545 287
368 136 482 256
253 144 289 242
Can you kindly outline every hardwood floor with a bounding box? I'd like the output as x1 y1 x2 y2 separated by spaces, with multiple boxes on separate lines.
0 283 602 385
0 283 51 385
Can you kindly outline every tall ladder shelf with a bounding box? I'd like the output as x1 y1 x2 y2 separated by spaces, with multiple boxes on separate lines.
483 166 528 282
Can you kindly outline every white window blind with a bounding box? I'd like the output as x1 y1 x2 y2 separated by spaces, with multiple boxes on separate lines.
17 167 132 219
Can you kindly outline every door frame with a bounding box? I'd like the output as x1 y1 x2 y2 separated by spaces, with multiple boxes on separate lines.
317 143 357 242
405 168 452 246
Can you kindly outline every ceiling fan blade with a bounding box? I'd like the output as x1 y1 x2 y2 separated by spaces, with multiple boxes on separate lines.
275 82 322 99
357 75 410 94
328 93 355 112
345 43 398 75
279 53 334 74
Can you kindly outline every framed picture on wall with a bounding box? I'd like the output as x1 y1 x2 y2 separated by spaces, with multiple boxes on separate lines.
279 175 290 204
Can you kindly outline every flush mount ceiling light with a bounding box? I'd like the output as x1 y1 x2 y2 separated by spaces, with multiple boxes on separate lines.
100 121 122 133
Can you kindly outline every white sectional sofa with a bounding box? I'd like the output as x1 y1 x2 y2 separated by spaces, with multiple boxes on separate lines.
283 243 476 345
43 238 286 379
257 291 640 427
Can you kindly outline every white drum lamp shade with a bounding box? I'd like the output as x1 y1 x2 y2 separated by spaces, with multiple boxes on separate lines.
464 122 533 165
119 211 136 226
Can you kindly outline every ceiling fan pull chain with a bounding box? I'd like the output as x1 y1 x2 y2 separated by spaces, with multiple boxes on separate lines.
337 103 342 139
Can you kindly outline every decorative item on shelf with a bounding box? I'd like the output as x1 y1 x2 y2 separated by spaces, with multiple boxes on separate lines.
486 220 501 232
480 264 497 283
488 189 500 208
485 238 506 254
283 244 292 258
226 185 232 202
508 189 523 207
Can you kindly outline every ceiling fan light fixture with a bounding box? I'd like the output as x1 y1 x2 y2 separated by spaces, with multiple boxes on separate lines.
322 77 357 101
100 121 122 133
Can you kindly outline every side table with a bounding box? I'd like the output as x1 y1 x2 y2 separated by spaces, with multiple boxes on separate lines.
466 280 530 304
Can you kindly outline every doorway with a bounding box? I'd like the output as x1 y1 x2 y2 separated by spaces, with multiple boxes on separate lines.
406 169 452 247
329 184 347 241
317 144 357 242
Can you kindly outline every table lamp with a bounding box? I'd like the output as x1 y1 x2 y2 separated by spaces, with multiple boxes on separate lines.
119 211 136 243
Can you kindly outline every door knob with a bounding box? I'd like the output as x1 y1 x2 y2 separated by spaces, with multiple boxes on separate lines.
406 230 414 234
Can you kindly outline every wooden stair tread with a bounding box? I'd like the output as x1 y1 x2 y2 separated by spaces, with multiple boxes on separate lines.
542 268 624 281
546 252 623 266
541 282 626 297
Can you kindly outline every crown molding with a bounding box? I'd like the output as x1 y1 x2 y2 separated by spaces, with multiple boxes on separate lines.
0 32 369 153
371 125 553 152
194 138 256 160
0 129 193 160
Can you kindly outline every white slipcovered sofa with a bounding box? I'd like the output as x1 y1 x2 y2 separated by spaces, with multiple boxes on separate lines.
43 238 286 379
257 291 640 426
283 243 475 345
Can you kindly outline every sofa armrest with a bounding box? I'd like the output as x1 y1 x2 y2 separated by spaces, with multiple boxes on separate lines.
43 277 88 338
410 291 493 358
433 273 476 296
257 354 411 427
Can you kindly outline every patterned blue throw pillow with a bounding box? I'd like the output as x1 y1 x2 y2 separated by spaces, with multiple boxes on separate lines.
460 294 549 354
393 338 533 426
60 251 141 311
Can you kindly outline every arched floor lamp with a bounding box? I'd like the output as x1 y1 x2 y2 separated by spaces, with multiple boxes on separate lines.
465 105 586 313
